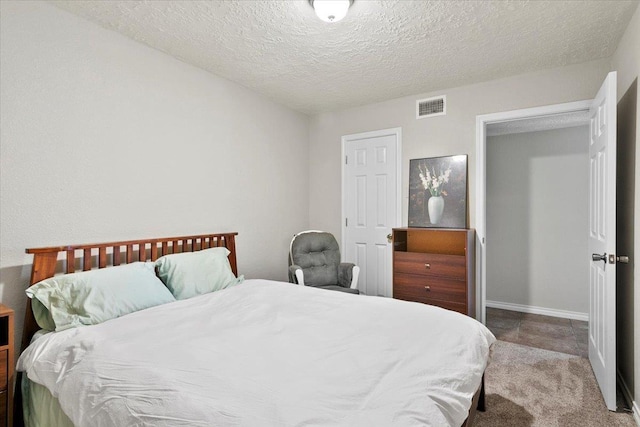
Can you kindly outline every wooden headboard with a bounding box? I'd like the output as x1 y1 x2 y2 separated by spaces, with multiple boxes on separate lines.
22 232 238 351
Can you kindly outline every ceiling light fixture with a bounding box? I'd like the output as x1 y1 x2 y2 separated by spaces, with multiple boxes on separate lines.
309 0 353 23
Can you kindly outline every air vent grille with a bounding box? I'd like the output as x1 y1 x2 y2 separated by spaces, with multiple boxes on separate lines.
416 95 446 119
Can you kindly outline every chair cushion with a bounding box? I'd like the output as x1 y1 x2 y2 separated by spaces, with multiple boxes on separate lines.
290 232 340 287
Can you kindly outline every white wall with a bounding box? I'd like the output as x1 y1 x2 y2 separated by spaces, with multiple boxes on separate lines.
486 126 589 315
610 3 640 418
0 1 309 355
308 59 610 238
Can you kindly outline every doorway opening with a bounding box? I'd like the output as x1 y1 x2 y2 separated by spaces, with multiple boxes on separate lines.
484 111 590 357
475 100 592 324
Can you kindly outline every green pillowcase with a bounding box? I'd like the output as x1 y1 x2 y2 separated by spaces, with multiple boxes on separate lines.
155 247 243 300
30 298 56 331
26 262 176 332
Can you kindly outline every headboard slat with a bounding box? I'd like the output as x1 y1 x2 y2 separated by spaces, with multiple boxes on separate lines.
22 232 238 352
226 236 237 274
83 249 92 271
98 248 107 268
113 246 121 266
66 250 75 274
127 245 134 263
138 243 146 262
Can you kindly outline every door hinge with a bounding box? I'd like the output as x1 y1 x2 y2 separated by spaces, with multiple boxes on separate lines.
345 155 348 164
345 218 348 227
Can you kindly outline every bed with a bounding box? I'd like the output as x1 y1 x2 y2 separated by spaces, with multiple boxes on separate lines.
15 232 495 427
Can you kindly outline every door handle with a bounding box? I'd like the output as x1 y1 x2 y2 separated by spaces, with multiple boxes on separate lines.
386 233 392 243
617 255 629 264
592 253 607 262
592 253 607 270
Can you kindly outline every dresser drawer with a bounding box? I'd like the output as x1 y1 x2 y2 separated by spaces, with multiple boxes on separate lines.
0 390 9 427
0 350 6 391
394 252 466 279
426 298 468 315
0 389 5 427
393 291 468 314
393 273 466 304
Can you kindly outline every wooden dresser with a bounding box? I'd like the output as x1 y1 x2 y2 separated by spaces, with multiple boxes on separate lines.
0 304 14 427
392 228 475 317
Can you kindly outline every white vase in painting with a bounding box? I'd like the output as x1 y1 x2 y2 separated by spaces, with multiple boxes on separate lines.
428 195 444 224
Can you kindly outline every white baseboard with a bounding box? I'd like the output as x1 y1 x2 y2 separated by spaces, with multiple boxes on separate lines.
486 300 589 321
618 371 640 426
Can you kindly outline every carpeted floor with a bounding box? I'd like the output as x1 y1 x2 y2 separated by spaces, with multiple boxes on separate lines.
474 340 636 427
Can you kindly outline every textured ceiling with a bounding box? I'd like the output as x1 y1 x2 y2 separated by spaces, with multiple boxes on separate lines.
51 0 638 115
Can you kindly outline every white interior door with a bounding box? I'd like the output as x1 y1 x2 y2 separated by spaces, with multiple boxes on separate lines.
343 128 401 297
588 71 617 411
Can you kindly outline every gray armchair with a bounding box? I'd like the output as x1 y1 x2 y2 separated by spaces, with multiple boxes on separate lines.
288 230 360 294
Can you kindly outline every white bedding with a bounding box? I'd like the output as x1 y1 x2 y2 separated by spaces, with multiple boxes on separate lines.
18 279 495 427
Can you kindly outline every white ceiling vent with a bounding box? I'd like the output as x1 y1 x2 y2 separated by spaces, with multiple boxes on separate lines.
416 95 446 119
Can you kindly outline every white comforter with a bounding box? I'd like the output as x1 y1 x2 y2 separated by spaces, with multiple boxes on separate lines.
18 279 495 427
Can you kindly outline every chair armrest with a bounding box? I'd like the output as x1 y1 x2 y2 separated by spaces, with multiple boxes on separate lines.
288 264 305 286
338 263 359 289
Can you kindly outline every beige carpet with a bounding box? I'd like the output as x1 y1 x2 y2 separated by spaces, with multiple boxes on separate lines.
474 340 636 427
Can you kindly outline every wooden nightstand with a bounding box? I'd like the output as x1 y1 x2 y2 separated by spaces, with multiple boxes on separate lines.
0 304 14 427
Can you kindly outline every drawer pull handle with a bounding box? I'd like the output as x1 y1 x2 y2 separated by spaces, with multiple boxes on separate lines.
424 286 431 291
425 263 431 269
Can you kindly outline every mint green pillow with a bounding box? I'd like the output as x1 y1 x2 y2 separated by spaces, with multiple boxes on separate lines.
30 298 56 331
155 247 243 300
26 262 175 332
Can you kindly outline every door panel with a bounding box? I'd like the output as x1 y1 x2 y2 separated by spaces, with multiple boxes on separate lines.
344 131 400 297
588 71 616 411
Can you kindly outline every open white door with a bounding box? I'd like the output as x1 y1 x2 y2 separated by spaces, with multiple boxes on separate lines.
342 128 401 297
588 71 617 411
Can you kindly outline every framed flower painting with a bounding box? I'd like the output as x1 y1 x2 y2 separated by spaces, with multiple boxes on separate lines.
408 155 468 228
